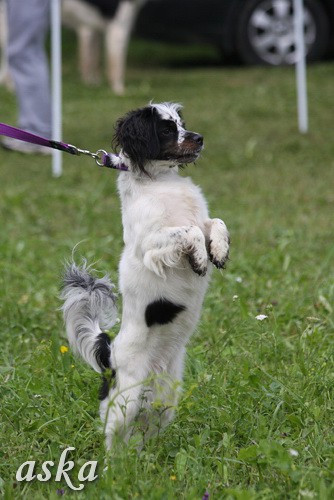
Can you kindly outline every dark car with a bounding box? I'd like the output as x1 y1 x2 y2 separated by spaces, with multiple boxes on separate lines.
135 0 334 65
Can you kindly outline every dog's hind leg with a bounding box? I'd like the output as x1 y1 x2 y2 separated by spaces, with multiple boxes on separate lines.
125 345 186 447
100 351 185 449
100 369 148 450
100 332 152 449
100 378 142 450
105 0 145 95
151 345 186 434
78 25 102 85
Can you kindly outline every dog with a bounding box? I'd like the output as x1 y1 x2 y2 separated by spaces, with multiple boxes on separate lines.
62 0 148 94
0 0 147 94
61 102 230 450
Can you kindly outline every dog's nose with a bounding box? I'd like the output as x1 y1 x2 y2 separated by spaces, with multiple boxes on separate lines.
187 132 204 146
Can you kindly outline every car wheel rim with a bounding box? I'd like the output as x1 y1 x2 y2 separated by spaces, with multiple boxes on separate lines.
248 0 316 64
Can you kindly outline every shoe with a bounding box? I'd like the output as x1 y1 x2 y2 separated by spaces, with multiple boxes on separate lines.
1 136 52 155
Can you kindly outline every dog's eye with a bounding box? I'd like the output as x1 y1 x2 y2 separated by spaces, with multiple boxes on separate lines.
161 127 174 136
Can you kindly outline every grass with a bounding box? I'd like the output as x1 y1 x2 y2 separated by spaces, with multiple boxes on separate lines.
1 31 334 499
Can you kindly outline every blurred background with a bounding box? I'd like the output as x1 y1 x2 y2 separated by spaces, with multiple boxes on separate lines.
0 1 334 499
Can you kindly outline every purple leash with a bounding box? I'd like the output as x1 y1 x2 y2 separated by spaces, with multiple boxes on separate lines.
0 122 129 172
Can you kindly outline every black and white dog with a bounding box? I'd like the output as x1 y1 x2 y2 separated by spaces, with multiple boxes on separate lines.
61 102 230 449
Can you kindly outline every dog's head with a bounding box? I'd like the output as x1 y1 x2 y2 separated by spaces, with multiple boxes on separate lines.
113 102 203 174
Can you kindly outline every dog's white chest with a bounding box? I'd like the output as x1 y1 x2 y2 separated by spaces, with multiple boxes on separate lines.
118 173 209 242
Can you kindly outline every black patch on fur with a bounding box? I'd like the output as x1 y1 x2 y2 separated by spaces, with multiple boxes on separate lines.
83 0 120 18
187 252 207 276
113 106 161 174
96 332 116 400
98 370 116 401
94 332 112 371
145 299 186 327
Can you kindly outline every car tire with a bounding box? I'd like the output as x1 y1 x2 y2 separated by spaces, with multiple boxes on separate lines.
235 0 330 65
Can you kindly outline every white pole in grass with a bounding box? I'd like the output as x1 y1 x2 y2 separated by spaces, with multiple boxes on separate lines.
293 0 308 133
51 0 62 176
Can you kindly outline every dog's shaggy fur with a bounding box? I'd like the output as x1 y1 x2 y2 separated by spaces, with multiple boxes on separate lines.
61 102 230 449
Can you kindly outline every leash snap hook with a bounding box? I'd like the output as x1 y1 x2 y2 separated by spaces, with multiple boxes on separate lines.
68 144 100 161
95 149 108 167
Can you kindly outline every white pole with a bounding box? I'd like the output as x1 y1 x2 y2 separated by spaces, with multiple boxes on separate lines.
51 0 62 176
293 0 308 133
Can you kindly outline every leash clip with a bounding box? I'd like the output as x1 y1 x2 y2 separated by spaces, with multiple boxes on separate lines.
67 144 100 161
95 149 108 167
67 144 108 167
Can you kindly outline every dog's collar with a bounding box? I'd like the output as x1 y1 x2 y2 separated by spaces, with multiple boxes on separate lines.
99 151 129 171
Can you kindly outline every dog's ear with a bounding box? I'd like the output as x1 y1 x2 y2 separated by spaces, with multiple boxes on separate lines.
113 106 160 173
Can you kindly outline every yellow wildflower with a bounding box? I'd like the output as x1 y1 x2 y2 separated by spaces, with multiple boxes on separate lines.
60 345 69 354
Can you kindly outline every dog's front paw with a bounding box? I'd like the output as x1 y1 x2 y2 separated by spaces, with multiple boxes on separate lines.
188 251 207 276
186 226 208 276
143 250 167 279
209 219 230 269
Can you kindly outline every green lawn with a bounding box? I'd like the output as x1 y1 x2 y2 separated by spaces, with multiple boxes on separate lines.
0 34 334 499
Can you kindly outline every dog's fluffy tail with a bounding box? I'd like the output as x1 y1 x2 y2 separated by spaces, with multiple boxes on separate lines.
60 262 117 373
